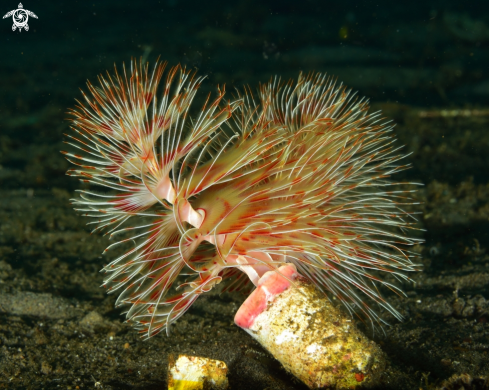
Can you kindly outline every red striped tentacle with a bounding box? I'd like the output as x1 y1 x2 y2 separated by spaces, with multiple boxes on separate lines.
66 62 422 337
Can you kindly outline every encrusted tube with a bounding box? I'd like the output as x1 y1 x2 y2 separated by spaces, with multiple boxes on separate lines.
235 265 387 389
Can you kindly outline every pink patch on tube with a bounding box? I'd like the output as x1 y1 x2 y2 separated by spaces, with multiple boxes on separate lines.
234 264 298 329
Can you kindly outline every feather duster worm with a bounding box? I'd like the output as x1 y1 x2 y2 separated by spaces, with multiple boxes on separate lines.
64 60 421 388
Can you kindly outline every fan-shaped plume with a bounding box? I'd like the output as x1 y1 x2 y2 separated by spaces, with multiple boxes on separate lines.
65 60 421 338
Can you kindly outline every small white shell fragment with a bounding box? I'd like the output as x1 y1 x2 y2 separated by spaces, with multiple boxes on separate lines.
168 354 229 390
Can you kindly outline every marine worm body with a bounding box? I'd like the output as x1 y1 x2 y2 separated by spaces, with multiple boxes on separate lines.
65 60 421 388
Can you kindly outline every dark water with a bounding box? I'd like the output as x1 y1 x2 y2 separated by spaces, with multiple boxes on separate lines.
1 1 489 389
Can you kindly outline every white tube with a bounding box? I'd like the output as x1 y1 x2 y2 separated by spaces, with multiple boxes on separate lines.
235 264 387 389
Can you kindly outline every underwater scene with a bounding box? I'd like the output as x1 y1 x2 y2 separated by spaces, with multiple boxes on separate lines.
1 0 489 389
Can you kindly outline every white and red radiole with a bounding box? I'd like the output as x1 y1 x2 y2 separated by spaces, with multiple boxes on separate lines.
64 60 421 388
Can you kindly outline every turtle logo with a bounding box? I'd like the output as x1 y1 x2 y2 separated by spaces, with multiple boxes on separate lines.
3 3 38 32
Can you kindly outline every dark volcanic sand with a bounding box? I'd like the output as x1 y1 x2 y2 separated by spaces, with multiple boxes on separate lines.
1 98 489 390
